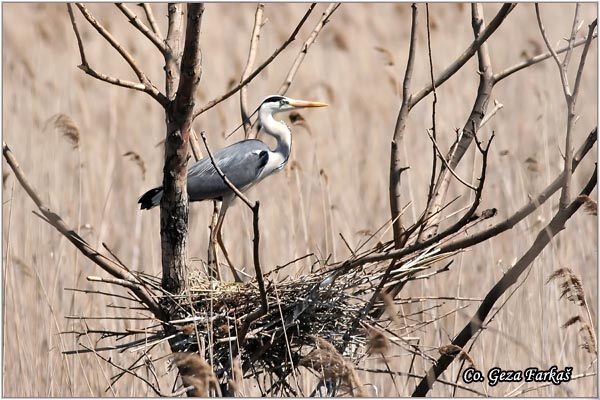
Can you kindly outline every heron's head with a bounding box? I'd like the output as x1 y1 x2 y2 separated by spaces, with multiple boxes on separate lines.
260 95 328 115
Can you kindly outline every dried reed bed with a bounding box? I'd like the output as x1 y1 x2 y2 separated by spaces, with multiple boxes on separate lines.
3 3 597 396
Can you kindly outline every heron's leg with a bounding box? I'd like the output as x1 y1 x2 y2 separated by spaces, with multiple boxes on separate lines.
207 201 221 280
216 228 243 282
213 201 243 283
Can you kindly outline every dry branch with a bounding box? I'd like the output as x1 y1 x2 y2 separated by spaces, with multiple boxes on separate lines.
198 131 267 310
2 142 164 319
192 3 317 119
277 3 341 95
493 32 597 83
409 3 515 108
389 3 418 249
418 3 496 241
240 3 265 137
413 166 597 396
68 3 169 107
140 3 163 39
116 3 167 54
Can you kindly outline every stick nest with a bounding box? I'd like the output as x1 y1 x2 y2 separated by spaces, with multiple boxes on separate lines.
163 267 368 388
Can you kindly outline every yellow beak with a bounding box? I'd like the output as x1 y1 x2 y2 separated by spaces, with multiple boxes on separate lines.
288 99 329 108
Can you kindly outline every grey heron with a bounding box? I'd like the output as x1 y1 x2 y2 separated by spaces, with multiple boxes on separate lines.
138 95 327 279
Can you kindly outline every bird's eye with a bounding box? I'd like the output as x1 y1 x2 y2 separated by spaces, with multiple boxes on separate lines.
279 99 287 106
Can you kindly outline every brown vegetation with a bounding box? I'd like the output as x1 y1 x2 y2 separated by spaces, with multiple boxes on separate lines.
3 3 597 397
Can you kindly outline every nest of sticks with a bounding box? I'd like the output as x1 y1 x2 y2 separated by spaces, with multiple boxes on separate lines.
64 236 458 396
152 246 455 396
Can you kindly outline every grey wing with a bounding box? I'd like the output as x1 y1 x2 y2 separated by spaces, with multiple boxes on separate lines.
186 140 270 201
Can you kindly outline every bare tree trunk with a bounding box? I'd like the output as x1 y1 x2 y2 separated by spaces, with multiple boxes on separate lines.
160 3 204 294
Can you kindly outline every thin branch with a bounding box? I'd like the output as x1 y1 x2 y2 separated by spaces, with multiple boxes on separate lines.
241 3 265 137
141 3 163 39
409 3 515 108
67 4 169 107
252 202 268 312
2 142 164 319
192 3 316 120
572 20 597 115
493 33 597 83
87 275 150 294
425 3 438 214
413 166 597 396
440 127 597 253
561 4 581 76
536 5 596 210
418 3 496 241
425 129 477 190
535 3 571 99
75 4 164 94
277 3 341 95
479 99 503 128
116 3 167 54
389 3 418 248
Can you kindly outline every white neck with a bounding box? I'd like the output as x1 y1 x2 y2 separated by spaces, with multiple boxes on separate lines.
259 107 292 166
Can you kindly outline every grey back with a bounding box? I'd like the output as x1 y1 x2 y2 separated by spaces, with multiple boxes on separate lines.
187 139 270 201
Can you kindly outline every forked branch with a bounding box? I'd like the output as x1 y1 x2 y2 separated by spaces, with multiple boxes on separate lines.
3 142 164 319
277 3 341 95
240 3 265 136
389 3 418 249
67 4 169 107
192 3 317 119
413 166 597 396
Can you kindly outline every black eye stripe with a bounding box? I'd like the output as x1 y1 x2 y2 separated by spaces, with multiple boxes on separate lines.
263 95 286 104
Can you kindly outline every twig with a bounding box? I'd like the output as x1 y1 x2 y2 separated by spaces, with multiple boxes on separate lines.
3 141 165 320
572 20 597 109
479 99 503 128
492 33 597 83
536 5 597 209
140 3 163 39
535 3 572 99
413 166 597 396
79 344 178 397
87 275 152 295
409 3 515 108
116 3 167 53
240 3 265 136
277 3 341 95
389 3 418 248
425 129 477 190
70 4 169 107
562 4 582 70
418 3 496 241
425 3 438 217
198 132 253 208
192 4 316 119
440 127 597 253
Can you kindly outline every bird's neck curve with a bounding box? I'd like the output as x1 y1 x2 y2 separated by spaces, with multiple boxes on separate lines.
259 108 292 164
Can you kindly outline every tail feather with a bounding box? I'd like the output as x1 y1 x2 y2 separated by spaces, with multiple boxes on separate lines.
138 187 163 210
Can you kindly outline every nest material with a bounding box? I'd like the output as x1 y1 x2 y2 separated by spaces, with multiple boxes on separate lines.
153 248 456 395
164 268 366 383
